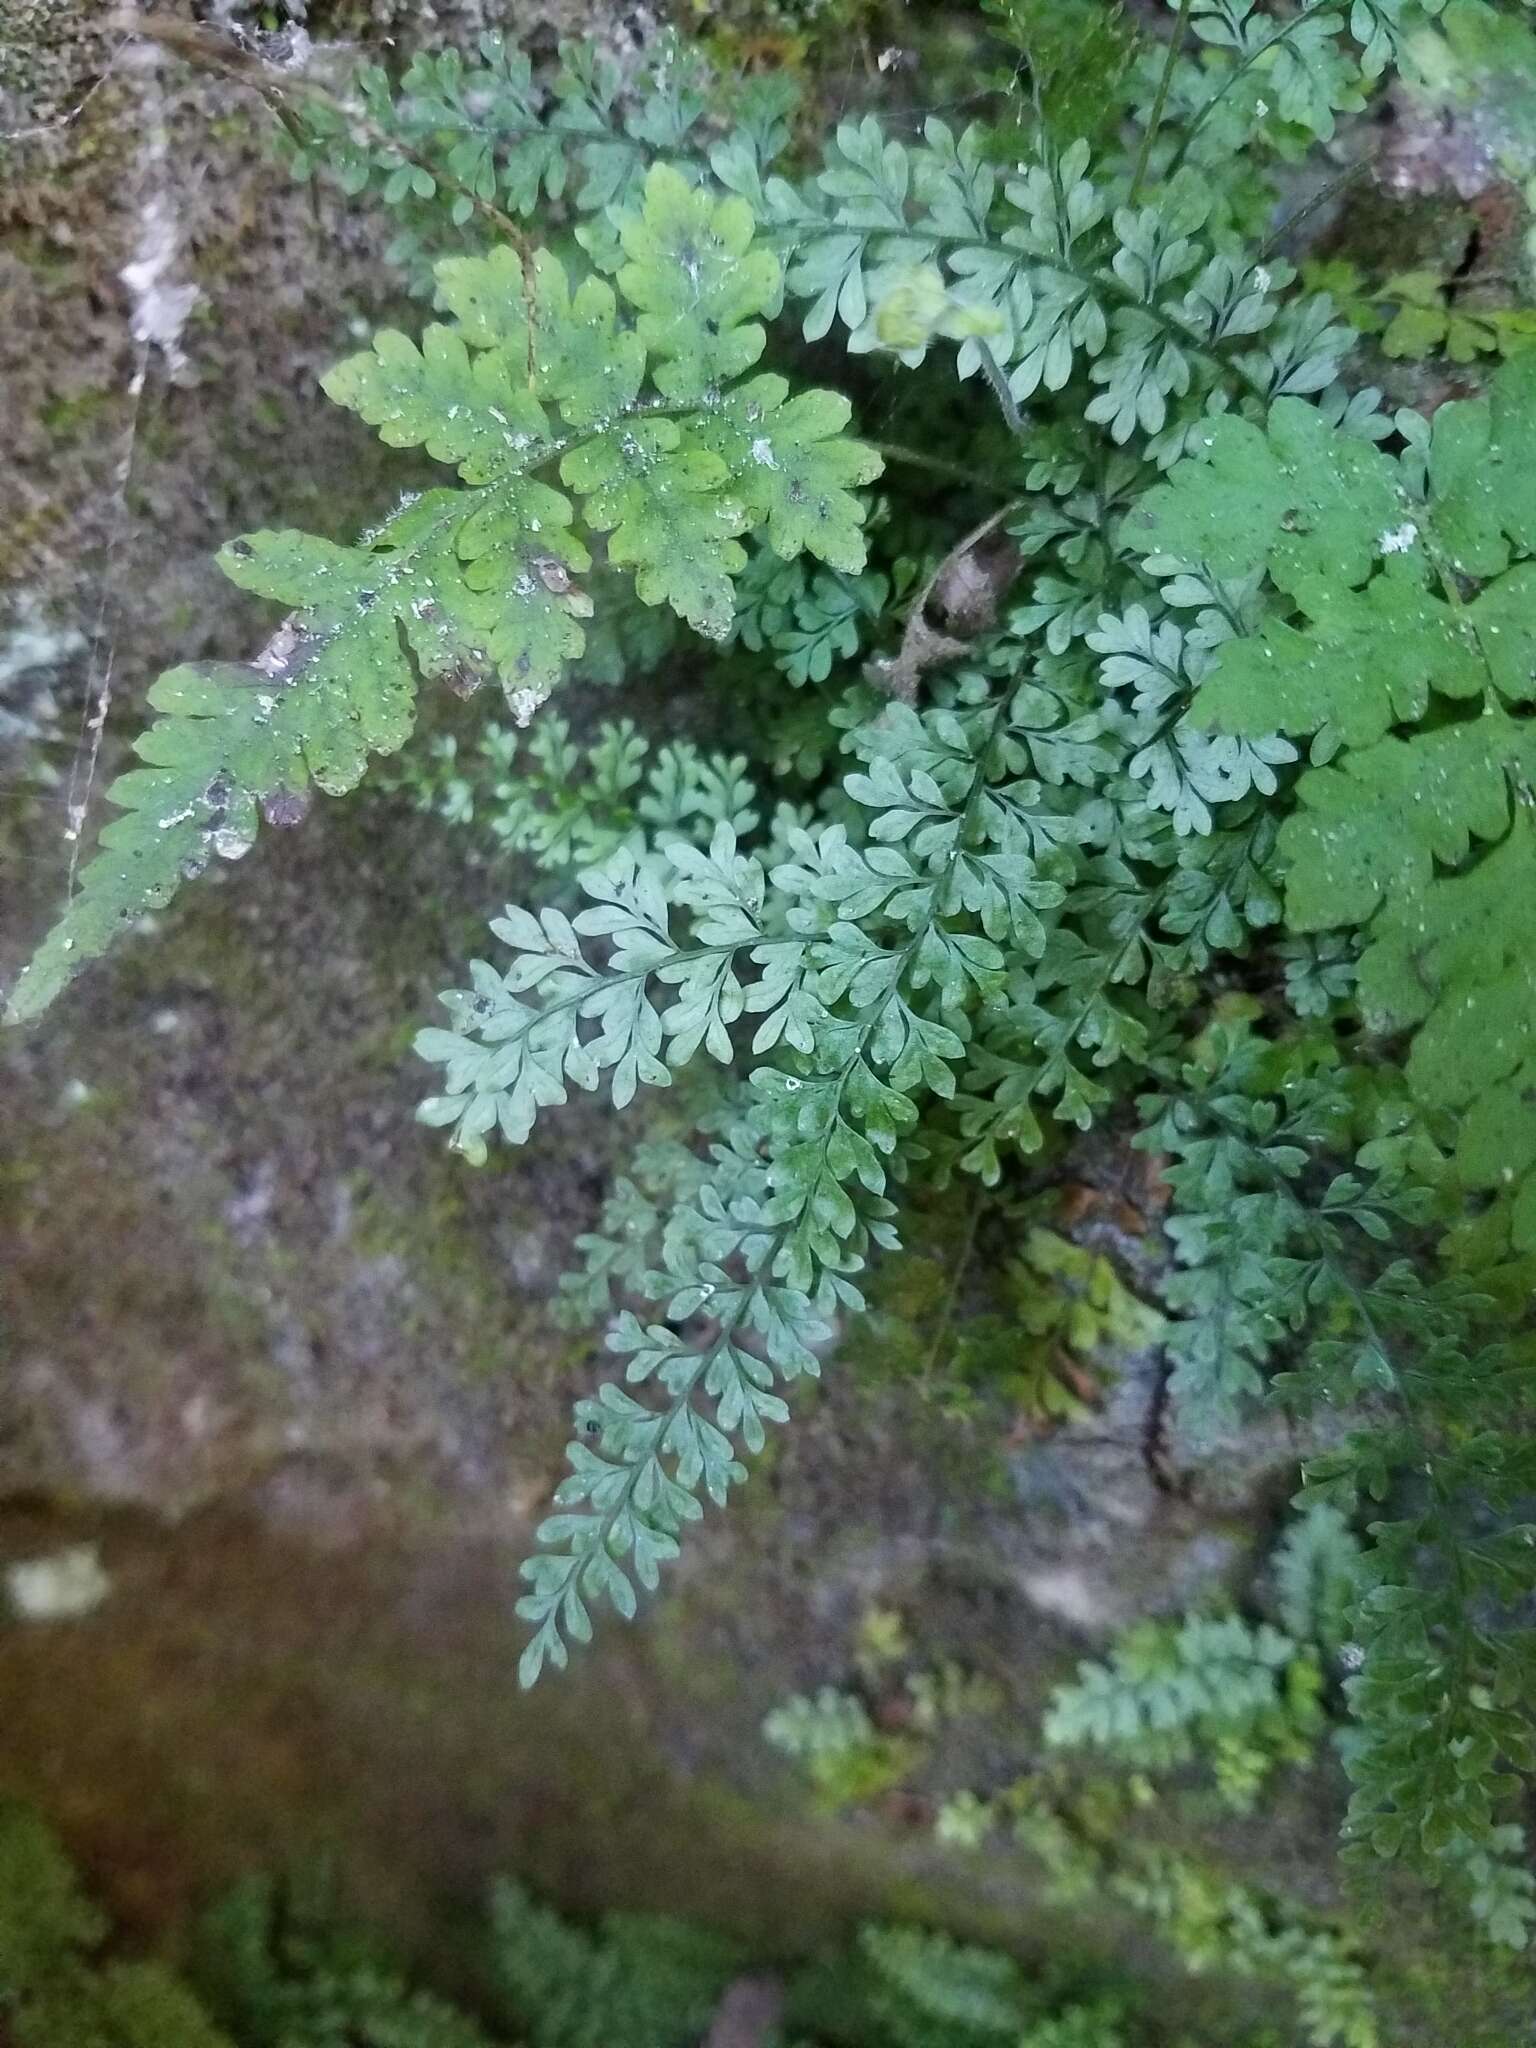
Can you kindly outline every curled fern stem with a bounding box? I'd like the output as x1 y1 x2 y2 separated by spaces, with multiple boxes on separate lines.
909 501 1026 640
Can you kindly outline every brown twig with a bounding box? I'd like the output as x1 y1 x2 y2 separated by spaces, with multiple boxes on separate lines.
866 500 1024 701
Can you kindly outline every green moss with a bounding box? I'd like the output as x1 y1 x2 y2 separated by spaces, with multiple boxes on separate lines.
38 387 113 442
346 1168 555 1391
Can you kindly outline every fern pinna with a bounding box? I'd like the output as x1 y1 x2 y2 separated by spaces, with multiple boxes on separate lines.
7 0 1536 1943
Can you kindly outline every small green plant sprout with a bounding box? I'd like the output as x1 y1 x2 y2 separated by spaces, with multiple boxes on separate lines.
761 1687 916 1811
854 1603 912 1679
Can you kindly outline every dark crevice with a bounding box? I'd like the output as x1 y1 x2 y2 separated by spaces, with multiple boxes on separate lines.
1140 1347 1185 1498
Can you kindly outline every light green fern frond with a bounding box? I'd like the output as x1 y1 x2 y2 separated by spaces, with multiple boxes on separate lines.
1135 354 1536 1245
7 165 877 1025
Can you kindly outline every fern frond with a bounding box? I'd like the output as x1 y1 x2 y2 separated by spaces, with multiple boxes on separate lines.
9 167 878 1023
857 1923 1027 2045
1044 1612 1322 1808
734 119 1354 430
438 682 1086 1676
1141 1021 1536 1924
285 33 797 289
490 1880 737 2048
1274 1503 1363 1652
1136 354 1536 1245
398 715 760 879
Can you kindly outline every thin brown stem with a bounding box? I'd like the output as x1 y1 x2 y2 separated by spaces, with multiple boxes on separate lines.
912 503 1023 629
920 1190 984 1383
1259 154 1376 263
873 443 1013 495
1129 0 1195 207
867 500 1025 699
